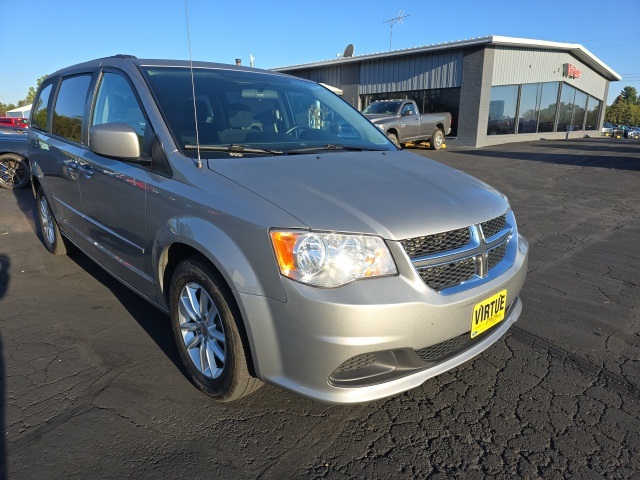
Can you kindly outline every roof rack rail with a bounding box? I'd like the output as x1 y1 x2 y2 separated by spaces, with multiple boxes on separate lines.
109 54 138 59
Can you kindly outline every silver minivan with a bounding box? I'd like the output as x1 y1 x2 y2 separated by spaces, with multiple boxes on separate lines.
28 56 528 403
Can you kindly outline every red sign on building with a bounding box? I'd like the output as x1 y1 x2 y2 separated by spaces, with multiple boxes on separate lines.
563 63 582 79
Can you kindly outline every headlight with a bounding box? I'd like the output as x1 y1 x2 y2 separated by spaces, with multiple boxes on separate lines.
270 230 397 287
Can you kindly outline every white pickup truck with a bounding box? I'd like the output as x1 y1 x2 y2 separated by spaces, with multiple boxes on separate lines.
363 99 452 150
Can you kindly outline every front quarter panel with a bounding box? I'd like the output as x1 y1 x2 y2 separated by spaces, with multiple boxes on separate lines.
145 160 300 308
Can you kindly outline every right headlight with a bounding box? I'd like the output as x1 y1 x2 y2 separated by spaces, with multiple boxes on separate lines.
269 230 397 288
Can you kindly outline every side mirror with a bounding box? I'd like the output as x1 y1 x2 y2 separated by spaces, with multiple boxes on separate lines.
401 110 412 117
90 123 141 159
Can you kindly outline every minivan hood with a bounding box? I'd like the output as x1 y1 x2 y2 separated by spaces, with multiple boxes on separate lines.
208 150 508 240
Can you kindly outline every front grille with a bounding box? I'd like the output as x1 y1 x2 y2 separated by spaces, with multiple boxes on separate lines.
335 353 376 372
401 212 512 293
415 332 472 362
481 215 506 239
417 257 477 291
400 227 470 258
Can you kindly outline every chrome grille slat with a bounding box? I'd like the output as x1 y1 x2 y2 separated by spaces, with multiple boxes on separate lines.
400 227 470 258
481 214 507 239
401 213 513 293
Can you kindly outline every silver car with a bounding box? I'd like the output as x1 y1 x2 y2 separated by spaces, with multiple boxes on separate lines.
28 56 528 404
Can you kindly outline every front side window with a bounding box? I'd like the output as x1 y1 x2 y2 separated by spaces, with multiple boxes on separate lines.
31 83 53 131
92 72 146 147
52 74 92 143
487 85 518 135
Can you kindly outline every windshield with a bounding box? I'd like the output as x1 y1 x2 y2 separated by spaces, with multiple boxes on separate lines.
362 101 401 115
141 67 394 157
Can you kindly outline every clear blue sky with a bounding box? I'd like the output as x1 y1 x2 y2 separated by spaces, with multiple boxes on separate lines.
1 0 638 107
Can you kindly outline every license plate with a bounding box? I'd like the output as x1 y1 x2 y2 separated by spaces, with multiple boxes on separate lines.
471 289 507 338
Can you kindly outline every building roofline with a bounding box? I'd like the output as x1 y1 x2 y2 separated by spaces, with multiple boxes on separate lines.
272 35 621 82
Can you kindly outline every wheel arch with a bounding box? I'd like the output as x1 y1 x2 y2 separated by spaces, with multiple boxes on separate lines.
160 243 260 379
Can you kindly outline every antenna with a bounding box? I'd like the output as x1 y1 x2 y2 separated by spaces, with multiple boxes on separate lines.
383 10 409 50
343 44 354 58
184 0 202 169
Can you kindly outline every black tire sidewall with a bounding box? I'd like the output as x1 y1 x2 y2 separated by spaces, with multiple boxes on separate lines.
0 153 30 190
37 187 62 254
431 130 444 150
169 259 242 399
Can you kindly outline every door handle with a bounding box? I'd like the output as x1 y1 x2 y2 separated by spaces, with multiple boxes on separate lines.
76 163 94 178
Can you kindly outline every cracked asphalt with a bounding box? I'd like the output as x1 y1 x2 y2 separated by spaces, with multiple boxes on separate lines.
0 137 638 479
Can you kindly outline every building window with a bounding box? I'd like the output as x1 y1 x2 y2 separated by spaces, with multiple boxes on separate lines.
585 96 601 130
487 85 519 135
360 87 461 136
571 90 588 131
518 83 541 134
537 82 559 133
556 84 576 132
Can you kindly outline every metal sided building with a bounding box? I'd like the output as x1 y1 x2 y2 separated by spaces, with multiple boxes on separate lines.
273 36 621 148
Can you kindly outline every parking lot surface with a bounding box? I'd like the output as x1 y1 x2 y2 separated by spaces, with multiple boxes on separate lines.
1 137 638 479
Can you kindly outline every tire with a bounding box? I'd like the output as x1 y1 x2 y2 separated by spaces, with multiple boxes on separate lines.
0 153 30 189
169 256 262 401
36 187 73 255
429 129 444 150
387 132 400 148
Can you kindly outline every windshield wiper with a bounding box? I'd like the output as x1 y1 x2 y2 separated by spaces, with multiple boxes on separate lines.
286 144 387 155
185 144 283 156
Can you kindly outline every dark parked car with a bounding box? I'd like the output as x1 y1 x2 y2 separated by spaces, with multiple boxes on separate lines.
0 125 28 135
0 134 30 189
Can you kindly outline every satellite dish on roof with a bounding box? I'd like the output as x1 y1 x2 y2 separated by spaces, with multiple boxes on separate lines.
343 44 354 58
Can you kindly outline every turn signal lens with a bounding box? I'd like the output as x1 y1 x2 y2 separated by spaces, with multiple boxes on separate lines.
269 230 397 287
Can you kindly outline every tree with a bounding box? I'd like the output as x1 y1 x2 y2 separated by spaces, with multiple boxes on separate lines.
620 86 638 104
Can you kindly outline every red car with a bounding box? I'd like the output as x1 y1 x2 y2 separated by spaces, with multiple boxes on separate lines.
0 117 29 129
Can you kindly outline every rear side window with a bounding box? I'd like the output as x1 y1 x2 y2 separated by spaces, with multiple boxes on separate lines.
31 84 53 131
52 74 92 143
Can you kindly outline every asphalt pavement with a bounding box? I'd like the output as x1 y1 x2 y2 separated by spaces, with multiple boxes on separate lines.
0 137 638 479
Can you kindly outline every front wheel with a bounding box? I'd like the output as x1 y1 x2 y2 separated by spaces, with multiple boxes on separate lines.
169 257 262 402
429 129 444 150
0 153 30 189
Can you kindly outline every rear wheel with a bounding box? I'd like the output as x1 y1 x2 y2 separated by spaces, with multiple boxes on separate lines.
429 129 444 150
169 256 262 401
36 187 73 255
0 153 29 189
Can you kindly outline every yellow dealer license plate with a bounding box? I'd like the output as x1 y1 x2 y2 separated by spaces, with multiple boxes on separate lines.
471 289 507 338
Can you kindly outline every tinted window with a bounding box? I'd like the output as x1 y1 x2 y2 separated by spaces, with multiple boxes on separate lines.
556 83 576 133
571 90 587 131
52 74 92 143
92 72 146 147
487 85 518 135
518 84 541 134
585 96 601 130
537 82 559 133
31 83 53 131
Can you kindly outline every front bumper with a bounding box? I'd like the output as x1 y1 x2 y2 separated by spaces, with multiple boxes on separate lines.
236 233 528 404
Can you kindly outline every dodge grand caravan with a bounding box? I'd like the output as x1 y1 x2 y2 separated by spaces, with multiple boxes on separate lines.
28 56 528 403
